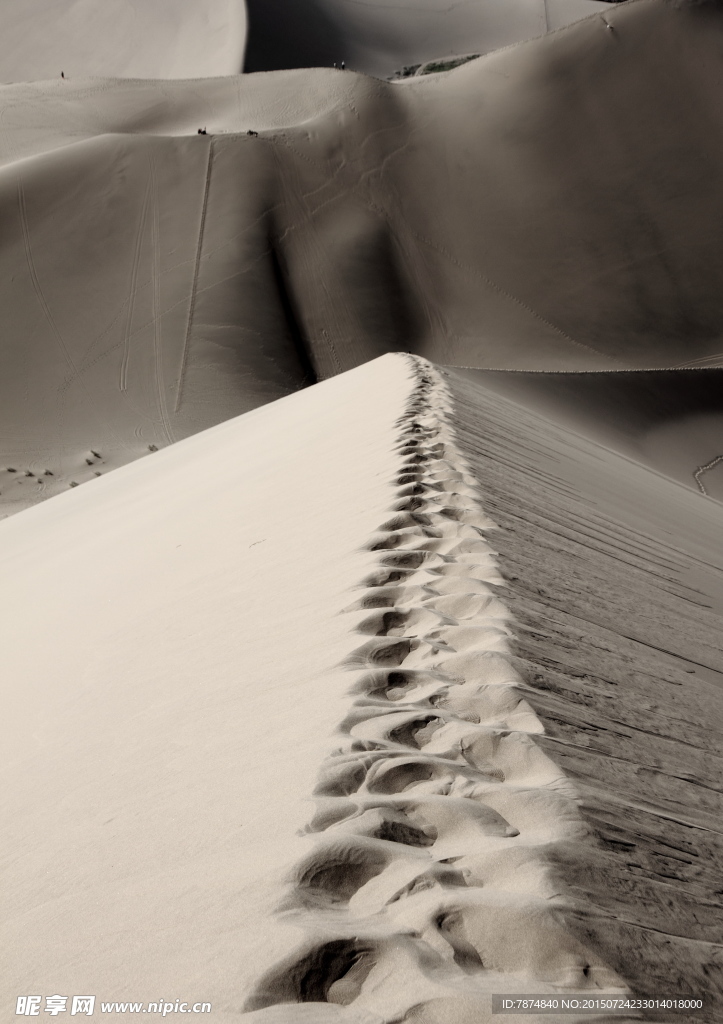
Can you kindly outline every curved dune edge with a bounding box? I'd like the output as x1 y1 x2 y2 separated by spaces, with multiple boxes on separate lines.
242 358 628 1023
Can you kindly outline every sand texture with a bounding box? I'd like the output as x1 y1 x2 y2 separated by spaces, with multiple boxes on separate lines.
2 1 723 1021
454 368 723 501
0 0 247 82
4 1 723 516
4 355 720 1022
445 365 723 1022
1 356 421 1022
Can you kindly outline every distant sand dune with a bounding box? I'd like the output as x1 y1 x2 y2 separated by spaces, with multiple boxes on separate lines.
0 0 247 82
243 0 613 79
3 1 723 515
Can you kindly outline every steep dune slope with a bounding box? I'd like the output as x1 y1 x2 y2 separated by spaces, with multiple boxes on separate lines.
0 356 416 1023
452 368 723 501
3 355 721 1022
444 364 723 1021
0 0 246 82
243 0 612 79
3 0 723 514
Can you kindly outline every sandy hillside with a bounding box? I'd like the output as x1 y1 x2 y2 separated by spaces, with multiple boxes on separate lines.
0 0 247 82
243 0 612 79
2 1 722 1017
4 1 723 516
453 368 723 501
2 354 721 1023
1 356 417 1023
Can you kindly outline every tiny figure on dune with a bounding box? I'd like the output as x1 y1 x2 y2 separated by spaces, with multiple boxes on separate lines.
197 127 207 135
247 129 258 137
333 62 337 69
60 71 64 79
341 60 346 70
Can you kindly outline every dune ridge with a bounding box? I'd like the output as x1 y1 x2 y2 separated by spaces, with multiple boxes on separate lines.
5 1 723 517
243 358 628 1023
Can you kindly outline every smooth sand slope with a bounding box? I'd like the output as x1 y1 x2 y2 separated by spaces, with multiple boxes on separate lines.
3 0 723 515
1 356 417 1022
0 0 246 82
243 0 612 79
3 355 722 1022
453 368 723 501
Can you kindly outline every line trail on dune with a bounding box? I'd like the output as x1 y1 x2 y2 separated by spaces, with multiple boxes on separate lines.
694 455 723 497
175 138 214 415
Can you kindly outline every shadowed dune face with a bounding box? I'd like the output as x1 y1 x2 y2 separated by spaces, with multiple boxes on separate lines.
455 368 723 499
243 0 613 79
3 0 723 512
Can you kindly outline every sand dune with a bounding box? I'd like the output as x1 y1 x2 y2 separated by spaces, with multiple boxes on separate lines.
454 368 723 500
445 362 723 1020
2 1 723 1018
3 355 721 1021
0 356 416 1022
3 1 723 515
243 0 612 79
0 0 246 82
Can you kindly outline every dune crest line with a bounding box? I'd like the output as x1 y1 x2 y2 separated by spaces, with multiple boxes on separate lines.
244 356 626 1022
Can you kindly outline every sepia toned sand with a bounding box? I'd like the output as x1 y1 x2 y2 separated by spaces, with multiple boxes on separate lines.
2 355 721 1022
454 368 723 501
243 0 612 79
0 0 247 82
3 1 723 516
1 1 722 1022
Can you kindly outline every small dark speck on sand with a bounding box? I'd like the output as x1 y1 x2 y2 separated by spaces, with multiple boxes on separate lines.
148 444 158 452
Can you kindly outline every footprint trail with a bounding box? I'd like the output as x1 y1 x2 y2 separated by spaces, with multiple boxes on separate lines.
243 357 629 1024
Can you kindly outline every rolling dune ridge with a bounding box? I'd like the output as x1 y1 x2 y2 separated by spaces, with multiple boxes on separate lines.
3 1 723 515
242 358 633 1023
1 0 722 1020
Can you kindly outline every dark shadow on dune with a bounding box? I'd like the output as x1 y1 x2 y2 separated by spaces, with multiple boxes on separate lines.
451 367 723 497
244 0 346 71
321 213 425 363
269 243 318 386
458 368 723 436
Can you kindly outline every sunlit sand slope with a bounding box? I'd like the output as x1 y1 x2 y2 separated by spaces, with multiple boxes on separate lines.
0 0 246 82
4 0 723 514
0 356 418 1023
3 355 721 1022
